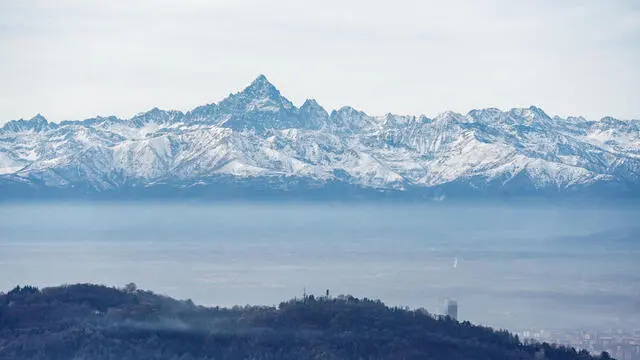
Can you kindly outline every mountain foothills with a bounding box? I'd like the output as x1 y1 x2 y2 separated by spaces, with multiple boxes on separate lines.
0 284 612 360
1 75 639 199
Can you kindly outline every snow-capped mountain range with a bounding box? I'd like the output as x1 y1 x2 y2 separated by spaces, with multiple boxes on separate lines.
1 75 639 199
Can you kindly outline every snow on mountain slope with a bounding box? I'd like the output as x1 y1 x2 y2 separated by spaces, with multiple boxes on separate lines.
0 151 25 175
1 75 639 197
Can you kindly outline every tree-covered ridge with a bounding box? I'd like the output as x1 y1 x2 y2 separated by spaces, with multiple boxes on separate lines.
0 284 611 360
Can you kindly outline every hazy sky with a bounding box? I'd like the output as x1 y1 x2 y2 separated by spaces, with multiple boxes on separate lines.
0 0 638 124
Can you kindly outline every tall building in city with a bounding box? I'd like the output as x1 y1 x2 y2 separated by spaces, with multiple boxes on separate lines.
446 299 458 320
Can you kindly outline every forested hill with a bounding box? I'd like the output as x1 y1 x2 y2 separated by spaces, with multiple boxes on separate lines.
0 284 612 360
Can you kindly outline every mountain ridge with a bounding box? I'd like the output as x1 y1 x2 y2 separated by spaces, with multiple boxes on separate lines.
1 75 639 199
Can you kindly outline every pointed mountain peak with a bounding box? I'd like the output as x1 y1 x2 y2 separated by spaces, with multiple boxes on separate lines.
300 98 327 115
233 74 281 100
251 74 270 86
30 113 48 123
527 105 550 119
297 99 328 129
301 98 320 107
244 74 278 95
220 75 294 114
2 113 53 133
300 99 326 115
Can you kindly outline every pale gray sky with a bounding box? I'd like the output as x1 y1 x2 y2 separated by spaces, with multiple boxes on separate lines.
0 0 638 124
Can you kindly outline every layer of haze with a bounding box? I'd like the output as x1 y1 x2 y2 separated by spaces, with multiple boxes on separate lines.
1 202 639 331
0 0 639 124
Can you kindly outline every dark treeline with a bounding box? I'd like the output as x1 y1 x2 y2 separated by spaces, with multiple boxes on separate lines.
0 284 612 360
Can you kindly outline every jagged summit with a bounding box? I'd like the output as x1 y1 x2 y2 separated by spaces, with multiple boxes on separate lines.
0 76 639 198
1 113 54 133
219 75 294 114
214 75 299 130
30 113 48 122
130 107 185 126
249 74 273 89
237 74 284 102
509 106 551 121
301 98 321 108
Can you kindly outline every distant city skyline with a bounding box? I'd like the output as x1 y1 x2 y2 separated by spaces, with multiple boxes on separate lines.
1 0 638 124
